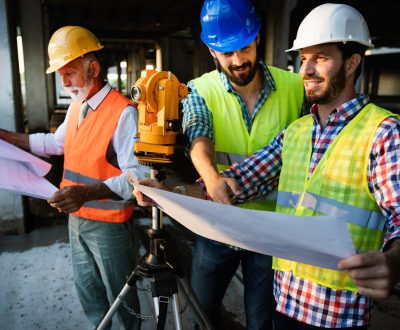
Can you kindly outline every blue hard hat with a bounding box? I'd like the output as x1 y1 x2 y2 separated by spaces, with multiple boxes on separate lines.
200 0 261 52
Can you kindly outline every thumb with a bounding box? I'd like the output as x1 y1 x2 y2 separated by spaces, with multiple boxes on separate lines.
224 178 242 196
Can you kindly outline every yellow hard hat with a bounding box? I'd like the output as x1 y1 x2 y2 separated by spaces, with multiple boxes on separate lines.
46 26 104 74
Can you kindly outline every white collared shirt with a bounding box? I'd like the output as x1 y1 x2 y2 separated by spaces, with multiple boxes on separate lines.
29 83 148 199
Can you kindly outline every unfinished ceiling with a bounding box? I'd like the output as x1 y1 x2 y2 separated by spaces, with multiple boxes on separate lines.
41 0 400 49
43 0 205 41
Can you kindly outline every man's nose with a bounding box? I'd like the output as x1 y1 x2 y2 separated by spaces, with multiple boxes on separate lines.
231 51 245 67
61 75 70 87
300 59 315 77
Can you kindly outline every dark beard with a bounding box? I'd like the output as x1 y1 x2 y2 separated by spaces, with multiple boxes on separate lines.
215 58 258 86
305 63 346 104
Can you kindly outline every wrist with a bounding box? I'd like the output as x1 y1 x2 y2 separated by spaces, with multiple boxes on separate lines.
202 170 221 184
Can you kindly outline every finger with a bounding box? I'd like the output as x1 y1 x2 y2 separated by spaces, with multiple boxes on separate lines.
49 202 58 209
357 286 391 299
57 201 79 213
48 187 70 203
137 199 156 207
215 194 232 205
49 200 67 210
132 188 141 198
126 172 138 185
347 263 390 281
211 188 232 205
134 190 148 201
50 202 70 213
48 193 61 203
135 191 156 206
338 251 383 270
353 277 389 290
138 178 157 186
224 179 242 196
220 189 233 205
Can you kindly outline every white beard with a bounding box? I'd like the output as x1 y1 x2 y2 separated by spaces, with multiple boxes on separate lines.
64 85 91 102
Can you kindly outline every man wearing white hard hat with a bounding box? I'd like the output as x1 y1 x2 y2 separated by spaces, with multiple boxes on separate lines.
217 3 400 329
135 3 400 329
0 26 147 329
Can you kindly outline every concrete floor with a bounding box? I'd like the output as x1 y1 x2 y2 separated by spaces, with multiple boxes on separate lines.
0 209 245 330
1 204 400 330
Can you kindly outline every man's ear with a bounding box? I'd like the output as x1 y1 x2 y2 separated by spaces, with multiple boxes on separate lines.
209 48 216 59
89 60 101 78
345 53 362 78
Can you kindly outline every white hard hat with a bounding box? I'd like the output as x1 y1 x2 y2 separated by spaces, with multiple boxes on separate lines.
287 3 374 52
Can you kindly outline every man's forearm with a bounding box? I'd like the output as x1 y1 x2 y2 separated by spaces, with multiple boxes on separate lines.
189 136 240 204
48 182 121 213
0 129 30 150
189 136 219 181
86 182 121 201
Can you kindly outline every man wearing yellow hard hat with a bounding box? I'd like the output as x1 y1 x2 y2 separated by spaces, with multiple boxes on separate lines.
0 26 147 329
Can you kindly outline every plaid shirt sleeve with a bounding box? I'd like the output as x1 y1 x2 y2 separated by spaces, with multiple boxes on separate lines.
182 81 214 145
222 128 285 203
370 116 400 248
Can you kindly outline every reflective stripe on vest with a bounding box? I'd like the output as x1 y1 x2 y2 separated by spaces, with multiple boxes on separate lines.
277 191 386 231
215 151 246 166
64 169 103 185
84 200 132 210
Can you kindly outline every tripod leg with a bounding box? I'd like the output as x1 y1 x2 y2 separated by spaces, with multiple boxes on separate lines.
97 283 132 330
153 297 160 316
172 293 183 330
177 277 215 330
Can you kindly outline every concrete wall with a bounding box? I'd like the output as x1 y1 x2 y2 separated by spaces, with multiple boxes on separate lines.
264 0 297 69
19 0 49 132
0 0 26 233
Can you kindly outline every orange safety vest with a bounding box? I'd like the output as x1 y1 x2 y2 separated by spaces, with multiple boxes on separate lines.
60 89 135 222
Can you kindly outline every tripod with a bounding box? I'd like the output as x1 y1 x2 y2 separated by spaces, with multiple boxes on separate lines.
97 166 213 330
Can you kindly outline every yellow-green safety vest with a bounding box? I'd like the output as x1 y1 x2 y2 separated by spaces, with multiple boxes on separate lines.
275 103 397 291
192 66 304 211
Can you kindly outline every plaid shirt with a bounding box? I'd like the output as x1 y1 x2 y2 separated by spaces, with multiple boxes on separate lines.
182 59 276 144
224 95 400 327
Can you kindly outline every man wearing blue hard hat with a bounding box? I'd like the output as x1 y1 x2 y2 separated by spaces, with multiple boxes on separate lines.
181 0 304 328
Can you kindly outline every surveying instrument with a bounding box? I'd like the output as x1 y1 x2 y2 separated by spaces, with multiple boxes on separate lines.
97 70 213 330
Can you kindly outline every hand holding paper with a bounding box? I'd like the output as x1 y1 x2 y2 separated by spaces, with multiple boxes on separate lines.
0 139 58 199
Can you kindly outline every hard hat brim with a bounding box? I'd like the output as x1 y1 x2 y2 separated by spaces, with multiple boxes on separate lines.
286 39 374 52
46 45 104 74
201 28 260 53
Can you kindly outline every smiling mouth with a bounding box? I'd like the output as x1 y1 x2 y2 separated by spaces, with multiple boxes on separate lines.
231 63 250 72
304 80 322 88
234 66 247 71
